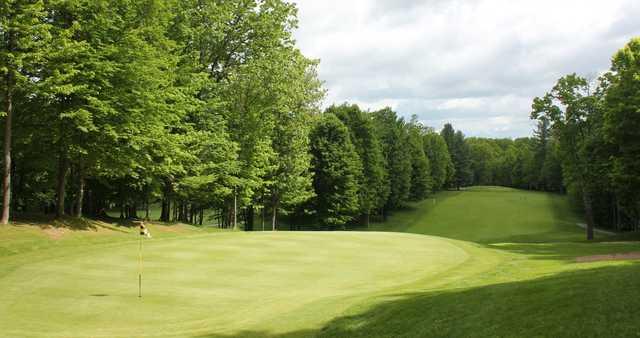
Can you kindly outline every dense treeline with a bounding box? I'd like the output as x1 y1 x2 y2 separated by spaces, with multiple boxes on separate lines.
309 105 454 228
0 0 455 230
452 38 640 236
530 38 640 236
1 0 324 228
1 1 638 237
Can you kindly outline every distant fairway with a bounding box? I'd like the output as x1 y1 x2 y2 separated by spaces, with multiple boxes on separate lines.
372 186 585 243
1 187 639 337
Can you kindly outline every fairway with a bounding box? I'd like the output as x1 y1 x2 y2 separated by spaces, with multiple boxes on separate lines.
373 186 584 243
1 187 639 337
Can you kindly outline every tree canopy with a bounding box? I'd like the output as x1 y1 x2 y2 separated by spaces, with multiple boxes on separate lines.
1 3 638 237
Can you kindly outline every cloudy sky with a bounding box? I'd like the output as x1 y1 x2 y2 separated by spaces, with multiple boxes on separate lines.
291 0 640 138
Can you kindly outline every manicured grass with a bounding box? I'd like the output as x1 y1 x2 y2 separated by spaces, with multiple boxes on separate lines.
0 186 638 337
0 225 468 337
370 186 585 243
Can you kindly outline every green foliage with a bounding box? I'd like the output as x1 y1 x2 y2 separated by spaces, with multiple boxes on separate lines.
310 114 362 226
0 0 50 94
407 117 431 200
2 1 638 236
372 108 412 211
0 0 326 227
527 38 640 233
467 138 497 185
440 124 472 189
330 104 388 223
604 37 640 227
423 130 453 191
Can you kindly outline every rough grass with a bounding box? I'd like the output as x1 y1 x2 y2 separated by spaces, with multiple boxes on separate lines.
1 186 639 337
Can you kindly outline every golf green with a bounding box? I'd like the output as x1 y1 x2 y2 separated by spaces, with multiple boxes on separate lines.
0 231 470 337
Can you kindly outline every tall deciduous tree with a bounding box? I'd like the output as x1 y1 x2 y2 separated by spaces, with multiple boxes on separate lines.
309 114 361 227
330 104 387 226
604 37 640 229
266 49 323 230
372 108 412 213
423 130 453 191
442 123 472 190
407 117 431 200
0 0 50 223
531 74 603 239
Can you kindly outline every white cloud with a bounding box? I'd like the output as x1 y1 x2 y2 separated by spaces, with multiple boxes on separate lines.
291 0 640 137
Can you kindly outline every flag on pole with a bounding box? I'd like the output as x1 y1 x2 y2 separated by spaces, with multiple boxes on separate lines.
135 221 151 298
139 222 152 238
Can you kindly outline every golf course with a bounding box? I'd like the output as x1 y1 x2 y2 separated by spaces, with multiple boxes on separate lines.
1 187 638 337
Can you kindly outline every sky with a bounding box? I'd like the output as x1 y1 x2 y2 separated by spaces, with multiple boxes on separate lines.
290 0 640 138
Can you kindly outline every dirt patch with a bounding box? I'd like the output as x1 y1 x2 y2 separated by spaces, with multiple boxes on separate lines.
42 226 69 240
576 252 640 263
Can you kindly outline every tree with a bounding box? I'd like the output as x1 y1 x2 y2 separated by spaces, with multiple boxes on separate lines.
423 130 453 191
467 138 497 185
440 123 457 188
540 138 564 192
604 37 640 230
309 114 361 227
0 0 50 223
531 74 603 239
265 49 324 230
532 118 551 190
407 117 431 200
372 108 412 213
442 124 472 190
330 104 387 226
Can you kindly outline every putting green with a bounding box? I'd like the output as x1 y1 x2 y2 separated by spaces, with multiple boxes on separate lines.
0 231 470 337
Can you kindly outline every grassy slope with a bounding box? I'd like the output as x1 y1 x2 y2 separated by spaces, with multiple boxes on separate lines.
0 187 638 337
318 187 640 338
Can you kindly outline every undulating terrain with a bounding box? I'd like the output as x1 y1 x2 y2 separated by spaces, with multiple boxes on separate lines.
1 187 638 337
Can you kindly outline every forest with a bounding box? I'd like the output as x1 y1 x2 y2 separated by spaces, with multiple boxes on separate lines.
1 0 639 238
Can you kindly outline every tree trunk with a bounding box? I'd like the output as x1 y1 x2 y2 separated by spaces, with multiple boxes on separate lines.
166 197 171 222
261 194 266 231
1 71 13 224
233 190 238 230
145 196 150 221
74 169 85 217
246 205 254 231
616 198 622 231
272 196 278 231
160 181 171 221
172 201 177 222
55 156 69 218
160 200 166 221
582 188 595 240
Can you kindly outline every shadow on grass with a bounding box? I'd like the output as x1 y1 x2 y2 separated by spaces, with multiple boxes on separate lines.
13 213 102 231
195 263 640 338
11 214 147 234
487 240 640 262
